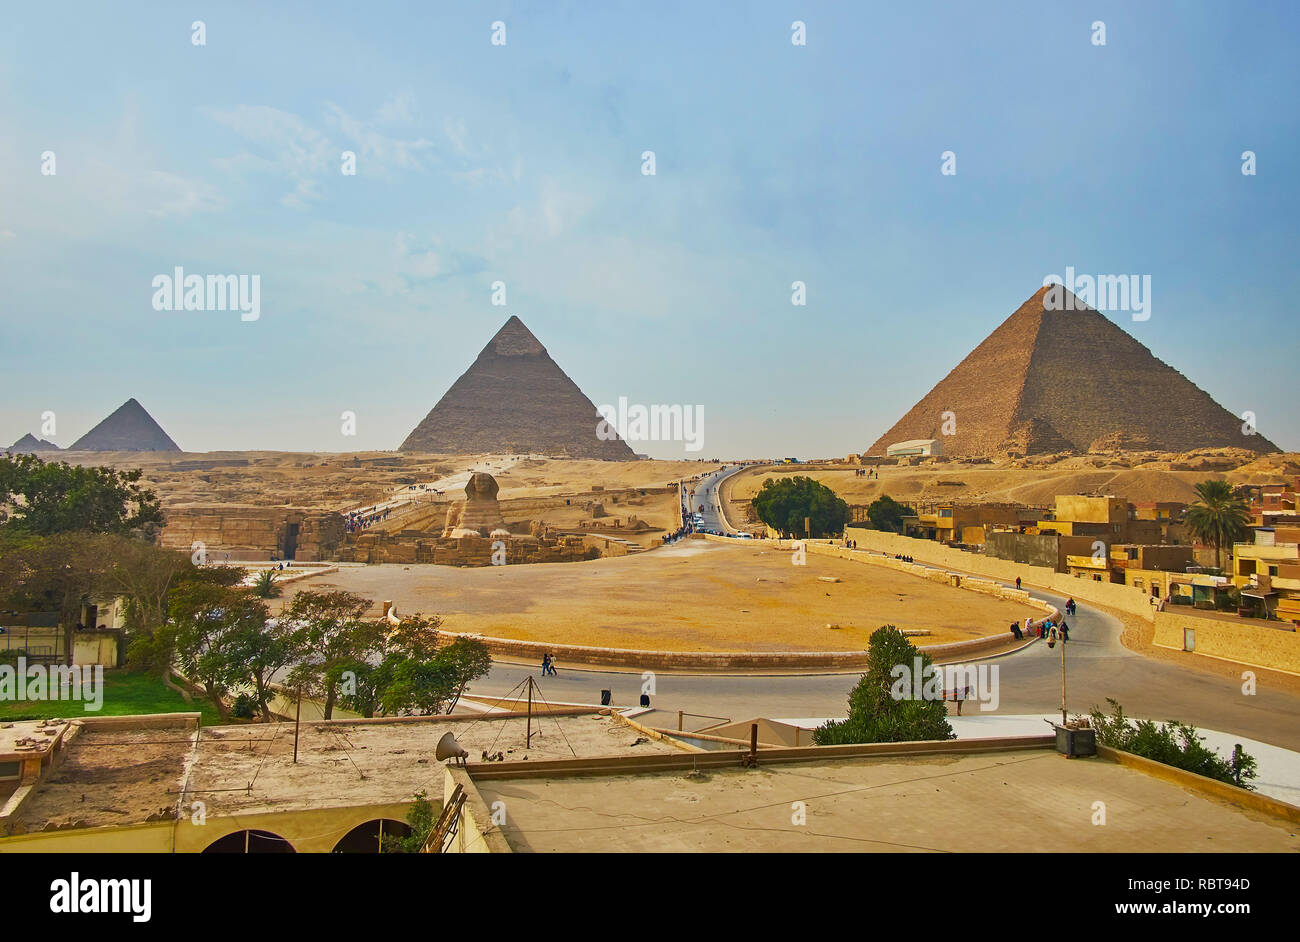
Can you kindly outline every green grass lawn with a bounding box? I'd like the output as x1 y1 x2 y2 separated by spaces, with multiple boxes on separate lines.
0 668 224 725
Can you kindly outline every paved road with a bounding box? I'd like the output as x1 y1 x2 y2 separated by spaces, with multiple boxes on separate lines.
467 566 1300 752
684 464 746 535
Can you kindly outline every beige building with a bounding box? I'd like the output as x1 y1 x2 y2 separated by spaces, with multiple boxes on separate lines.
1233 526 1300 624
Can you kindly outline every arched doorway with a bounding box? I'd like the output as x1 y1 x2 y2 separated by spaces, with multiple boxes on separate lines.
202 829 296 853
332 818 413 853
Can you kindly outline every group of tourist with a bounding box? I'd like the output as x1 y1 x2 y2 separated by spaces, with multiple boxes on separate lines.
345 507 392 533
892 553 915 563
853 468 878 478
1009 616 1070 644
540 653 559 676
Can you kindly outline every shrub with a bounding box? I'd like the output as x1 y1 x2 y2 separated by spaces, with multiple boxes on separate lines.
1088 698 1256 789
814 625 954 745
230 692 258 719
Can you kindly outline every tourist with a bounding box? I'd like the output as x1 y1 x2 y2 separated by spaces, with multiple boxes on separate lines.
540 653 550 676
1010 620 1023 640
548 655 558 676
1015 576 1022 590
1059 621 1069 642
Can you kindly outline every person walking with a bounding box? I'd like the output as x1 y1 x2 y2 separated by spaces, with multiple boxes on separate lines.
548 655 558 676
540 653 550 676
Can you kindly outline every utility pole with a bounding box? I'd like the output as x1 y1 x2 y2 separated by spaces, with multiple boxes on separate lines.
1060 632 1068 726
526 675 535 747
293 685 303 763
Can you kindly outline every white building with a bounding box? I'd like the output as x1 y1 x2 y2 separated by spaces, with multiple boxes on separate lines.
886 438 942 458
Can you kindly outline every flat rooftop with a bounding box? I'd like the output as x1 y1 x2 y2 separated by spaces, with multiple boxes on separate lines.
3 711 679 833
474 748 1300 853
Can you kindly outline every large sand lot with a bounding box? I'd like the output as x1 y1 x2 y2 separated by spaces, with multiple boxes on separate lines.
284 539 1037 652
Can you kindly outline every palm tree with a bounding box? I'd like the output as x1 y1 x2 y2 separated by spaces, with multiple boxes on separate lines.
1185 480 1252 571
252 569 281 599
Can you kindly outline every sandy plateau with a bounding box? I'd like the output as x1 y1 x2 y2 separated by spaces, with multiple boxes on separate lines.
280 539 1037 652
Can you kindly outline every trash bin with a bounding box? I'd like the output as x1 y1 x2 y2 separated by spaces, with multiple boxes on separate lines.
600 689 612 706
639 694 650 708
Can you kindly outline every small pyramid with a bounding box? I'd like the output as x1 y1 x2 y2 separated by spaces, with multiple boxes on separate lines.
400 316 635 458
69 399 181 452
7 433 61 453
867 287 1278 458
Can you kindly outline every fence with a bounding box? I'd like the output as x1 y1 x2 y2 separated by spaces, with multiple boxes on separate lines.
0 626 66 662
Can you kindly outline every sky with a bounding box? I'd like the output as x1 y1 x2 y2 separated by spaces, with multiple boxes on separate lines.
1 1 1297 458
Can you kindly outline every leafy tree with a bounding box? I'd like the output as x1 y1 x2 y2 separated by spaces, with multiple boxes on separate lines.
281 590 383 719
439 637 493 713
1185 479 1252 571
380 656 457 716
0 453 163 537
0 531 112 665
814 625 955 745
1089 698 1257 789
865 494 915 533
226 613 302 721
750 476 850 538
126 562 246 677
164 580 269 722
382 791 437 853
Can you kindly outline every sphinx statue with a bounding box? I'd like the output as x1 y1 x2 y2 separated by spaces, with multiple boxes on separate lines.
444 472 509 538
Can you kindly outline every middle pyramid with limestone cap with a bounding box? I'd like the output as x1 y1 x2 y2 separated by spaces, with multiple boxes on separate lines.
400 316 635 458
865 286 1279 458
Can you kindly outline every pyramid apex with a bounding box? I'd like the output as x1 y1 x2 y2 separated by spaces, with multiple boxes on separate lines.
485 315 546 357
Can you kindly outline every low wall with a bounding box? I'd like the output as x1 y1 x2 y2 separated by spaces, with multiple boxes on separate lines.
440 540 1054 671
846 526 1158 622
1152 610 1300 675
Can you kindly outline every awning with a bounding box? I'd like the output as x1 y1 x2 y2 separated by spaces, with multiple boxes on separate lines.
1241 589 1277 599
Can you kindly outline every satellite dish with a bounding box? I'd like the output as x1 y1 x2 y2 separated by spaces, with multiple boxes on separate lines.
436 731 469 763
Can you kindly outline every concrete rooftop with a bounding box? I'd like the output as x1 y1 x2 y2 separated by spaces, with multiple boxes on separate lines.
475 748 1300 853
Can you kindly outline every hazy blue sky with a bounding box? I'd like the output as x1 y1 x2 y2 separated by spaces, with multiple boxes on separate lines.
2 1 1297 457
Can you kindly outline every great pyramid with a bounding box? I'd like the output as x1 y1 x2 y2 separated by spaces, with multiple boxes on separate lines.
7 433 61 453
69 398 181 452
866 287 1278 458
400 316 635 459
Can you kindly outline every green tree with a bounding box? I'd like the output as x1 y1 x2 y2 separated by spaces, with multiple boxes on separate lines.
226 611 302 721
382 791 437 853
282 590 383 719
750 476 850 538
439 637 493 713
814 625 955 745
1185 479 1252 571
865 494 914 533
0 531 112 665
164 580 269 722
0 453 163 537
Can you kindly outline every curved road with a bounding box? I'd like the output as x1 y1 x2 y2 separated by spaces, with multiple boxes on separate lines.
684 464 746 535
467 556 1300 752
